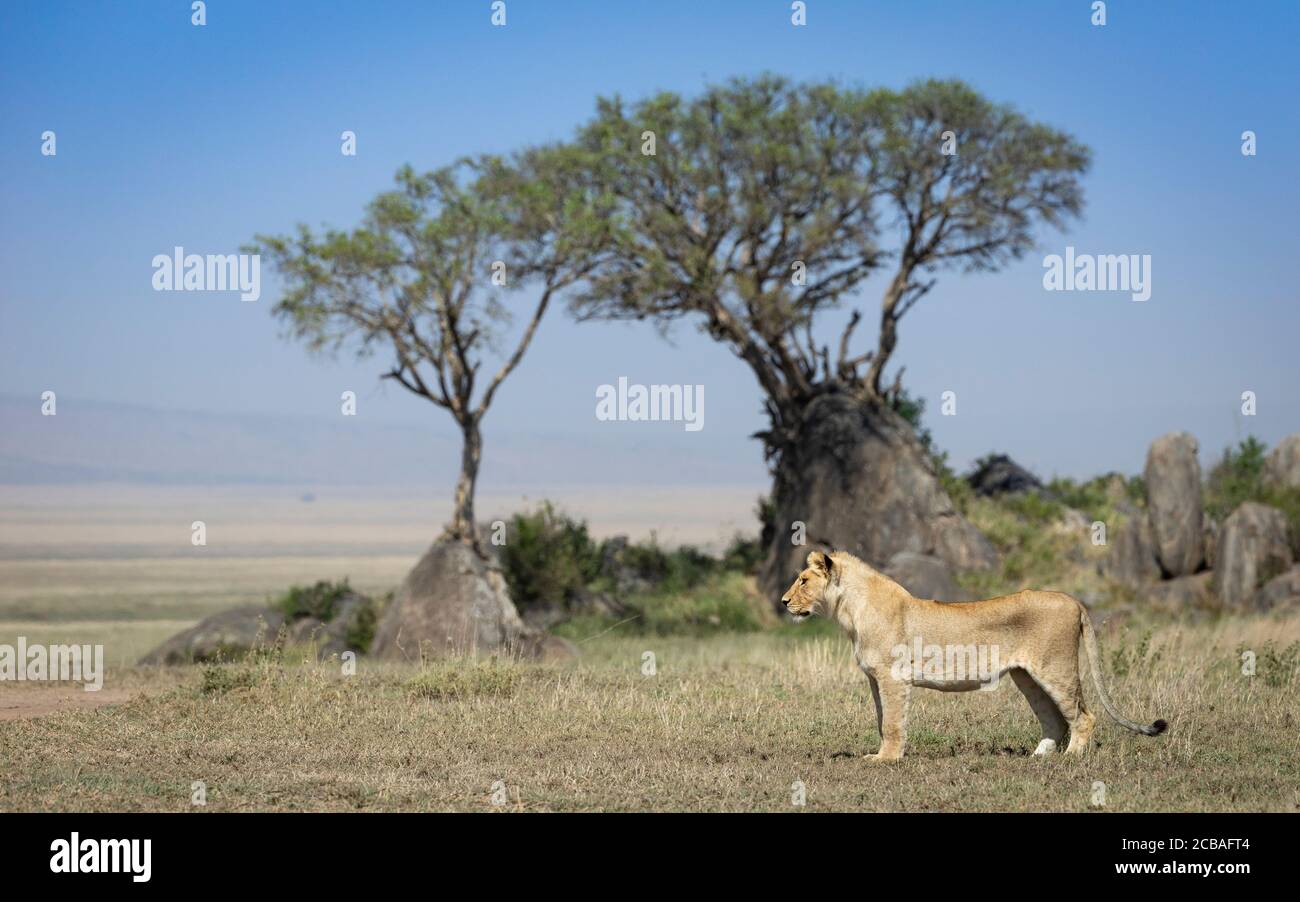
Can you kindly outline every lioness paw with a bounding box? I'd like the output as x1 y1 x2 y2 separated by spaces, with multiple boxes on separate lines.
863 751 904 763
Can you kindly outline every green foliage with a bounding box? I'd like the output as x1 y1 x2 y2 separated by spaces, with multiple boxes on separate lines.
345 602 378 653
721 532 766 574
1205 437 1268 520
614 537 721 594
1110 631 1155 679
999 491 1063 526
554 571 766 639
274 579 352 621
570 74 1089 424
1206 437 1300 553
1237 642 1300 689
499 502 601 609
957 496 1075 598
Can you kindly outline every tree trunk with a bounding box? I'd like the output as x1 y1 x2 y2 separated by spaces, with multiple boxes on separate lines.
449 419 482 544
757 389 998 607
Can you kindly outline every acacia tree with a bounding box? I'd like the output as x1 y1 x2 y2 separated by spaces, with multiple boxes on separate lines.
253 148 610 548
569 76 1089 589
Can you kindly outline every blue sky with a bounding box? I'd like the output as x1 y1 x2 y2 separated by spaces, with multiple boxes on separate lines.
2 0 1297 490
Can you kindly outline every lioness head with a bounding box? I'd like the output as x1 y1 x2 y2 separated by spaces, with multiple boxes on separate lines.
781 550 836 620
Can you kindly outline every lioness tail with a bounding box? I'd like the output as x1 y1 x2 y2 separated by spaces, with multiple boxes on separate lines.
1079 607 1168 736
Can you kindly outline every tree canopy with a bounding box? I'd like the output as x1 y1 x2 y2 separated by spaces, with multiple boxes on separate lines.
569 75 1089 455
251 147 613 541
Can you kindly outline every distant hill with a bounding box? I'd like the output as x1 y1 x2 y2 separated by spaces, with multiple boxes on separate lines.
0 394 764 488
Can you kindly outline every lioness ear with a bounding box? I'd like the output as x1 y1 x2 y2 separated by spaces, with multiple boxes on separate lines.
807 551 831 575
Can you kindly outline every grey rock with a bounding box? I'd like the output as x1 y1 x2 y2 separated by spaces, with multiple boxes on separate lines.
933 514 1000 572
1263 434 1300 489
1202 516 1219 571
1143 432 1204 577
759 393 996 603
1214 502 1294 607
1254 565 1300 610
1103 504 1162 588
965 454 1043 497
884 552 971 602
139 607 286 665
1147 572 1212 609
370 540 530 661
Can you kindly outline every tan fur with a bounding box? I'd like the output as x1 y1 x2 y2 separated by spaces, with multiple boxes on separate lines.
782 550 1167 760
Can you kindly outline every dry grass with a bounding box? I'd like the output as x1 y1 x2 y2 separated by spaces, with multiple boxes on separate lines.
2 613 1297 812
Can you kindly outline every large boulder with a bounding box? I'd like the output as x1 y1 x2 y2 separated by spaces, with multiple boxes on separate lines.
140 607 286 665
1254 565 1300 610
1214 502 1294 607
1146 572 1213 609
370 540 532 661
1263 434 1300 489
1143 432 1204 577
884 552 970 602
965 454 1043 497
1102 503 1162 587
759 393 996 602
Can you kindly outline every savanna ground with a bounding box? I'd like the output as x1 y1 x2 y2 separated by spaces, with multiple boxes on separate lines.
1 482 1298 812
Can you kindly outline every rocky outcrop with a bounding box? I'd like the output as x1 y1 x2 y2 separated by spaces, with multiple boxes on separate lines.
140 588 380 665
884 552 970 602
140 607 287 665
759 393 996 602
1263 434 1300 489
1103 504 1162 587
1143 432 1204 577
1213 502 1293 607
966 454 1043 497
1254 565 1300 610
370 540 532 661
1146 572 1212 609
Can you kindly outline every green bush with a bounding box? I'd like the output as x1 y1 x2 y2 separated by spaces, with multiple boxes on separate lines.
614 537 720 593
274 579 352 621
721 532 765 574
499 502 600 609
1206 437 1300 554
345 600 378 652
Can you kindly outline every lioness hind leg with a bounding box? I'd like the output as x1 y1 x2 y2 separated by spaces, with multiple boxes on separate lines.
1062 681 1095 755
1010 668 1067 755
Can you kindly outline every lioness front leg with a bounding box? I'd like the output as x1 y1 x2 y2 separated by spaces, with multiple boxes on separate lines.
866 676 910 761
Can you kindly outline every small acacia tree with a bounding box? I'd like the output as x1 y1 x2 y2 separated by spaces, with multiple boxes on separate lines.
252 147 610 549
568 75 1090 590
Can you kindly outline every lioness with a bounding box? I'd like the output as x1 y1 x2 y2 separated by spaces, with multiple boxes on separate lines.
782 550 1167 759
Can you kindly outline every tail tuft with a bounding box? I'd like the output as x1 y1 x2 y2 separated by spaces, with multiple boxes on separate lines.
1149 719 1168 736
